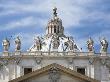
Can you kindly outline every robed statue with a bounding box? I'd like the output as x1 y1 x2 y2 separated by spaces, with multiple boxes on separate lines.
86 37 94 52
2 38 10 52
100 38 108 52
53 7 57 17
34 36 42 50
67 37 74 51
15 36 21 51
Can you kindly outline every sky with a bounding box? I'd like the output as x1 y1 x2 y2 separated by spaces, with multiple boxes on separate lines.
0 0 110 53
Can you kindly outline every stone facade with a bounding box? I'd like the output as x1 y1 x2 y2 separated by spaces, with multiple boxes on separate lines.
0 52 110 82
9 63 98 82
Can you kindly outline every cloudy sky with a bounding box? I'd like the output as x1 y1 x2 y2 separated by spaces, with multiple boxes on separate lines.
0 0 110 53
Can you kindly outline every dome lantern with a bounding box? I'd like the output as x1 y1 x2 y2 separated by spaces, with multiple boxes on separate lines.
46 7 64 37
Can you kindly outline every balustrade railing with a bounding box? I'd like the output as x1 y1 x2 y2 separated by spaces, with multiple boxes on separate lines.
0 51 109 57
9 51 90 56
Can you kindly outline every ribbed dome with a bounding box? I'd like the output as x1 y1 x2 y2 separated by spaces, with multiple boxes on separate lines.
29 7 80 52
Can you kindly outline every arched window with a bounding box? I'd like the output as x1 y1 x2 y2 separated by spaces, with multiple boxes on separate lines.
51 26 52 33
58 26 59 33
54 26 56 33
48 26 49 34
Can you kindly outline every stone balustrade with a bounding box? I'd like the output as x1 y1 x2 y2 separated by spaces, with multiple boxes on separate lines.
0 51 109 57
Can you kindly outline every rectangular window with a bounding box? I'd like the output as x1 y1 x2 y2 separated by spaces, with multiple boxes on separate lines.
77 67 85 75
24 68 32 75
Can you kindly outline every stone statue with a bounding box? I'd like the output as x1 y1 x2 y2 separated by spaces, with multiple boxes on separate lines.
67 37 74 50
86 37 94 52
53 7 57 17
51 35 59 49
2 38 10 52
15 36 21 51
100 38 108 52
53 40 59 49
34 36 42 50
35 36 41 44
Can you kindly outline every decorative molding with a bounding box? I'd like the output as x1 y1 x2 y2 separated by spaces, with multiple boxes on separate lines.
100 58 107 65
34 57 42 64
0 59 9 68
49 67 60 82
88 57 95 65
2 59 9 66
14 57 22 65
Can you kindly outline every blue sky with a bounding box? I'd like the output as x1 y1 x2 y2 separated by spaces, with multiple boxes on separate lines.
0 0 110 53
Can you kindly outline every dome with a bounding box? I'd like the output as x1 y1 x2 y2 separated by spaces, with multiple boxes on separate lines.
29 7 80 52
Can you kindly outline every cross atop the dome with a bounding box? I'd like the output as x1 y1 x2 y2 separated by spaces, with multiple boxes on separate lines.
53 7 57 17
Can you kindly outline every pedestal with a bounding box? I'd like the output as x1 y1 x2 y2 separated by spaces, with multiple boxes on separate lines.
100 52 107 56
15 51 21 55
88 51 94 56
3 51 9 56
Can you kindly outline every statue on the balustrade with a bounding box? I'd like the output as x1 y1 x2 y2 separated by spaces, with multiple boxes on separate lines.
53 40 59 49
67 37 74 51
35 36 42 50
100 37 108 52
53 7 57 17
86 37 94 52
51 35 59 49
15 36 21 51
2 38 10 52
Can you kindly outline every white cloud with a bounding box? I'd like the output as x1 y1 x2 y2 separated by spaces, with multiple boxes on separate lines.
0 0 102 28
0 16 48 31
0 17 34 31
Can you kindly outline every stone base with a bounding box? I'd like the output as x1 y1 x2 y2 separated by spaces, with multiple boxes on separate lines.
3 51 9 56
100 52 107 56
88 51 94 56
15 51 21 55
